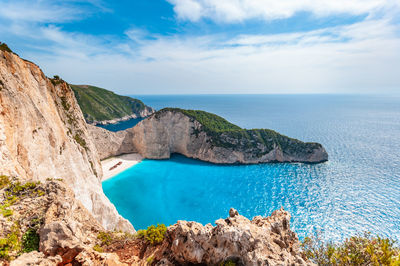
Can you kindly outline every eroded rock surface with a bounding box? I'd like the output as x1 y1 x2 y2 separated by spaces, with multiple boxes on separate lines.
153 208 313 265
0 49 132 232
1 179 127 265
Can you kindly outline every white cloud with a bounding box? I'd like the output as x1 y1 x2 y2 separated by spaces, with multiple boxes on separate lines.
25 18 399 95
0 0 88 23
1 0 399 94
167 0 399 22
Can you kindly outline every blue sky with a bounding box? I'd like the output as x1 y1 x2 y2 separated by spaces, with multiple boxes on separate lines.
0 0 399 94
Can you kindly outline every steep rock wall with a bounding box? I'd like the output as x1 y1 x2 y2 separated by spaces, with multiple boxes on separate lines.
0 50 133 232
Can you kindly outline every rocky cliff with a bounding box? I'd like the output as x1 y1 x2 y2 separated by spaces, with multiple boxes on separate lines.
0 49 132 232
91 108 328 163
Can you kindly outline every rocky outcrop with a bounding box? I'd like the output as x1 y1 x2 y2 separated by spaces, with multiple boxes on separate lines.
1 178 127 265
155 208 313 265
0 49 132 232
103 208 314 265
90 109 328 163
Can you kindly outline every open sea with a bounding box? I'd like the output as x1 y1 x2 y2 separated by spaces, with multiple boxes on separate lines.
102 94 400 242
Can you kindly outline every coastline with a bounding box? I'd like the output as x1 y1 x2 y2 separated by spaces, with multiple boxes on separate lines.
101 153 143 181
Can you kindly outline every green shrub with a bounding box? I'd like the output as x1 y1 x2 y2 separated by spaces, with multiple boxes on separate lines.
136 224 167 245
50 75 63 86
0 42 13 53
0 175 10 189
60 96 71 111
301 232 400 265
21 229 39 253
97 231 113 246
93 244 103 253
1 208 13 217
0 223 21 260
5 181 43 198
221 261 236 266
1 180 44 218
74 133 88 150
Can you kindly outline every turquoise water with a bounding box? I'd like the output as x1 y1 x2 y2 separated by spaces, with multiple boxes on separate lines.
102 94 400 242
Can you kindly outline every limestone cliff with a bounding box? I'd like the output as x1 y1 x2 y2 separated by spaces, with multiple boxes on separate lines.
91 108 328 163
0 49 133 232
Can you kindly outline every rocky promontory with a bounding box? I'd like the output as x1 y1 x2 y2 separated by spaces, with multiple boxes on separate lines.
91 108 328 163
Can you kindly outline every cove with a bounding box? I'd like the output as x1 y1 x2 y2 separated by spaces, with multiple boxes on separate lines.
102 94 400 242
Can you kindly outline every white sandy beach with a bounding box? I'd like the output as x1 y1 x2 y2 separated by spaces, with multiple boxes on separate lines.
101 153 143 181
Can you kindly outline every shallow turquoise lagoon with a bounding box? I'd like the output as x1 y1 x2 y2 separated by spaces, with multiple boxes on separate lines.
102 94 400 242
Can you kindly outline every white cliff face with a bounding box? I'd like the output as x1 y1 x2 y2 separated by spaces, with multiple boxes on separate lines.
90 110 328 164
0 50 133 232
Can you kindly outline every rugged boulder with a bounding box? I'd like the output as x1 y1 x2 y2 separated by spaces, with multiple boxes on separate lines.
155 208 312 265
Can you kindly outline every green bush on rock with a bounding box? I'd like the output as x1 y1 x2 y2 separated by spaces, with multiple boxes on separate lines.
301 232 400 265
0 223 21 260
21 228 39 253
136 224 167 245
0 175 10 189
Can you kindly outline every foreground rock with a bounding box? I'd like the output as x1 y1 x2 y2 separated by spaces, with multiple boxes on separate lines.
102 208 314 265
0 48 132 232
0 178 126 265
91 108 328 163
153 208 313 265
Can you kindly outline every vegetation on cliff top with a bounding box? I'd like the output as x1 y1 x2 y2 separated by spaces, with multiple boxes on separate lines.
156 108 323 157
301 233 400 265
70 84 152 123
0 42 13 53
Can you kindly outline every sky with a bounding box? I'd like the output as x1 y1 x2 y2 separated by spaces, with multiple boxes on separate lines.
0 0 400 95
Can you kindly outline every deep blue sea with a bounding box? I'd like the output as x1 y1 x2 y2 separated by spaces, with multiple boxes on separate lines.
102 94 400 242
